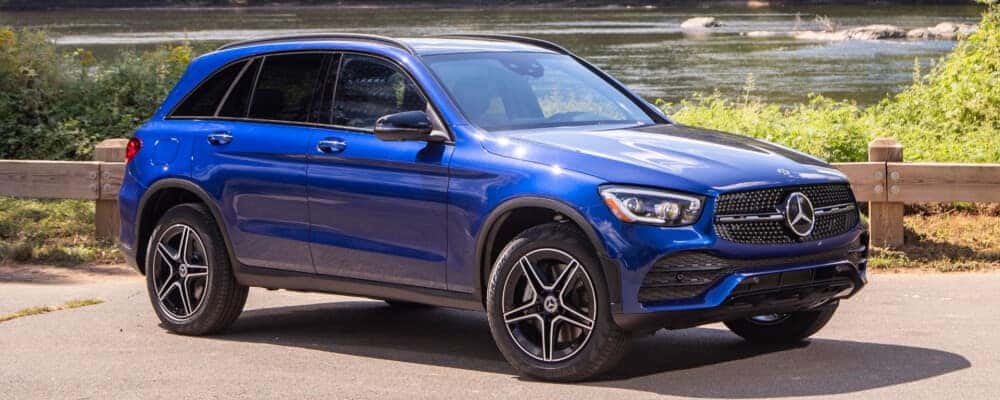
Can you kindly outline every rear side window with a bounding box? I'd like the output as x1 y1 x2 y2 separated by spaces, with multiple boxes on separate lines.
248 53 327 122
171 60 246 118
334 55 427 129
218 58 262 118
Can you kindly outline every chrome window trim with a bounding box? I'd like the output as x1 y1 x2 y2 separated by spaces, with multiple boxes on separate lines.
165 49 454 143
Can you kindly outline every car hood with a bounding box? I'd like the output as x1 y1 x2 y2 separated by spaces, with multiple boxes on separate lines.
481 124 848 195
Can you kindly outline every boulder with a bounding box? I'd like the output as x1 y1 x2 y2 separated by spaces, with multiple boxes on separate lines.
908 22 979 40
842 24 906 40
790 30 847 41
957 23 978 37
907 27 934 39
741 30 785 38
929 22 960 39
681 17 721 29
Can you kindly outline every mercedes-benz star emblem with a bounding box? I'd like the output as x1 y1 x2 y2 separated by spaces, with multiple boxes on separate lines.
783 192 815 237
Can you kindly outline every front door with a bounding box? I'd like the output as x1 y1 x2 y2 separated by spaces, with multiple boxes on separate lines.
307 53 452 289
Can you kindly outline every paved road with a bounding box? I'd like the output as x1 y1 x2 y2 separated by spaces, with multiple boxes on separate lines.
2 270 998 399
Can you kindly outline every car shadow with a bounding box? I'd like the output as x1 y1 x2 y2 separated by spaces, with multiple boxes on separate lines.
213 300 970 398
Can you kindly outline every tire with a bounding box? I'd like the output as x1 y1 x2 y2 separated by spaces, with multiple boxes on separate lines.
486 223 628 382
145 203 248 335
724 300 839 344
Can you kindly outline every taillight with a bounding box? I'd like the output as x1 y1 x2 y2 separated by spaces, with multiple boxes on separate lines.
125 137 142 163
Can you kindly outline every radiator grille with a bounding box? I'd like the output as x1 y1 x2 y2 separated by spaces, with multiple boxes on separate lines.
714 184 858 244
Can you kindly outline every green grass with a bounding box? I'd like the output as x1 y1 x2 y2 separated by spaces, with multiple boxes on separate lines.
0 298 104 323
0 197 121 266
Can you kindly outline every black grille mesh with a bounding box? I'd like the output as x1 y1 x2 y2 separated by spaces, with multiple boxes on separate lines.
715 184 854 215
638 243 862 304
714 184 858 244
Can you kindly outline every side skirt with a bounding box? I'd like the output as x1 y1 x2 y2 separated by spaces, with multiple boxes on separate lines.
235 265 484 312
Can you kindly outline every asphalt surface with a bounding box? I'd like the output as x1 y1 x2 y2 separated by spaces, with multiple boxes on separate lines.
1 270 998 399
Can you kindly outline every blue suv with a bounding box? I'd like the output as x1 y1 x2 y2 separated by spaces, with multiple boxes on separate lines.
118 34 867 381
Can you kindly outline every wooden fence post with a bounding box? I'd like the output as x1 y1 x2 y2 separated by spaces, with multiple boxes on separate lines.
94 139 128 241
868 138 904 248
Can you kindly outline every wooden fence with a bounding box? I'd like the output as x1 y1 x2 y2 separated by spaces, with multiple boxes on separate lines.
1 138 998 248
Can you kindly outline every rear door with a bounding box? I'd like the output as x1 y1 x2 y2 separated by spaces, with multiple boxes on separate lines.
189 52 331 273
306 53 453 289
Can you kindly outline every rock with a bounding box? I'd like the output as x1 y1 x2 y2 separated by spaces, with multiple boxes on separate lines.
842 24 906 40
791 30 847 41
908 22 979 40
907 27 934 39
929 22 960 39
957 23 978 38
741 31 785 38
681 17 721 29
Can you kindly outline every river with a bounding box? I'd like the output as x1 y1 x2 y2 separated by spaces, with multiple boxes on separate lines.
0 3 983 105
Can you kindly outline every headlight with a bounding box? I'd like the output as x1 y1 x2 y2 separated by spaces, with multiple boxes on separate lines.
600 186 704 226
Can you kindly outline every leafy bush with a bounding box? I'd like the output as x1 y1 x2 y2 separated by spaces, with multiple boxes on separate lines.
0 28 191 160
665 4 999 163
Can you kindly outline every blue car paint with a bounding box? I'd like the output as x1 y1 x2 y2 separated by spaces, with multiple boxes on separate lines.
119 37 866 321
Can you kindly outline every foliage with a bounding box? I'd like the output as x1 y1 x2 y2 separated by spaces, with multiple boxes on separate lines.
661 89 874 162
665 4 1000 163
0 197 121 265
0 27 191 160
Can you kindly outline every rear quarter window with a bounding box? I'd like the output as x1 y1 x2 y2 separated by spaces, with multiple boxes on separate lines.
171 60 247 118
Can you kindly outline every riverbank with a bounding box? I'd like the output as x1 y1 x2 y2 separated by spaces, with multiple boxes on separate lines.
0 1 982 12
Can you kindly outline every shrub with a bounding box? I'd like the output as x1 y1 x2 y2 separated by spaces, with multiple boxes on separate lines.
666 3 1000 163
0 27 192 160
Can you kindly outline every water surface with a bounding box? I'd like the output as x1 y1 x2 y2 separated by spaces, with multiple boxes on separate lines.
1 4 983 105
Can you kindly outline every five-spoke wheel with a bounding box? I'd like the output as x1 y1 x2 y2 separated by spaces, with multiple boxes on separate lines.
487 223 628 382
501 248 597 362
145 203 248 335
151 224 210 321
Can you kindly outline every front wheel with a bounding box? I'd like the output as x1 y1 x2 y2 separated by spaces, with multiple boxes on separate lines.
145 203 248 335
724 301 839 344
486 223 628 382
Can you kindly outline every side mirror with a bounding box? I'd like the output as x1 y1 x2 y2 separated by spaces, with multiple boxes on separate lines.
374 111 444 142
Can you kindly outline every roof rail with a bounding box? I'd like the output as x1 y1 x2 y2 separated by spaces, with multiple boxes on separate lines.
216 33 416 54
435 34 573 55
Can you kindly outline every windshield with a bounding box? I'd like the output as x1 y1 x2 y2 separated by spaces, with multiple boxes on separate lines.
424 52 655 131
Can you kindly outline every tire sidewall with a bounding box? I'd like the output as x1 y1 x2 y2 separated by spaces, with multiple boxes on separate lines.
486 224 618 379
145 204 227 331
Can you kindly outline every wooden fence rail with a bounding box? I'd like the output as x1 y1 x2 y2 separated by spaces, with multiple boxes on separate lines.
1 138 998 248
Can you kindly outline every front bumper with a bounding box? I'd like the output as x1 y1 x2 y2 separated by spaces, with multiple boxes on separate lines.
614 258 865 332
611 229 868 332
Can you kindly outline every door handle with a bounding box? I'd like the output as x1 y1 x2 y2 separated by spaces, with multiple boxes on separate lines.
317 138 347 153
207 132 233 145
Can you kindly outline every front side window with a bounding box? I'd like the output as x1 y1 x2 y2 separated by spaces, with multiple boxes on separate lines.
333 54 427 129
248 53 327 122
171 60 246 118
424 52 654 131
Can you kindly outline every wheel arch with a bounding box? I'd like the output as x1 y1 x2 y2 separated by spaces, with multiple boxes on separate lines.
135 178 239 275
473 196 621 309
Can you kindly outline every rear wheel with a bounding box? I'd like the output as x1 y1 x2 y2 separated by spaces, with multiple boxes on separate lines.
724 301 839 344
486 223 628 382
145 203 248 335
